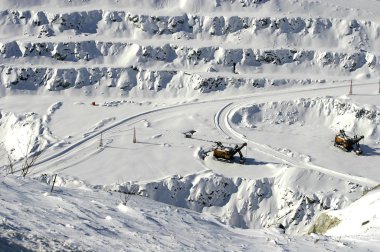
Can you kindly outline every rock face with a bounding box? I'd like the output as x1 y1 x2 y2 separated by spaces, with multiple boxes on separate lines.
308 213 341 234
109 168 363 233
0 1 379 96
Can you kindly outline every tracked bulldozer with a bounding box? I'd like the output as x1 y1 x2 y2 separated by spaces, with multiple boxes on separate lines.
212 142 248 164
334 129 364 155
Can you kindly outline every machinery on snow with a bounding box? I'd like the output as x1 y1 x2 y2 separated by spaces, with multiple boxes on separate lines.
212 141 248 164
334 129 364 155
184 130 248 164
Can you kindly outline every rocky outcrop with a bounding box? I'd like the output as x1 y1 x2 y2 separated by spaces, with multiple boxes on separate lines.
308 213 341 234
0 5 379 96
0 66 327 92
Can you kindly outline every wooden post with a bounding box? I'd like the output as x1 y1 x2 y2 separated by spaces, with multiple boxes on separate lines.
50 174 57 193
133 127 136 143
348 79 353 95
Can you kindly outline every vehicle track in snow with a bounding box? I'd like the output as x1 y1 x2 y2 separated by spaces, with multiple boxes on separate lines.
28 102 207 175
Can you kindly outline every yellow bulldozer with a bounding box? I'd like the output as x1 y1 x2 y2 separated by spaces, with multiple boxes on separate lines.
334 129 364 155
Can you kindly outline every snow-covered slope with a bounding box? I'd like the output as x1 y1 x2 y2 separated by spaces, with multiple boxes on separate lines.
0 0 379 96
325 187 380 236
1 171 379 251
108 167 366 233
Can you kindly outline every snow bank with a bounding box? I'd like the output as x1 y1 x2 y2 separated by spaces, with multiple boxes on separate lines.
0 104 60 160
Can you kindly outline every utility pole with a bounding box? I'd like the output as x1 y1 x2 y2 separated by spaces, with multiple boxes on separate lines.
133 127 136 143
50 174 57 193
348 79 353 95
99 132 103 147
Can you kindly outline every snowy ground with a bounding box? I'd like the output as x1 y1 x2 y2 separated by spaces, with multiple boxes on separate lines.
1 0 380 251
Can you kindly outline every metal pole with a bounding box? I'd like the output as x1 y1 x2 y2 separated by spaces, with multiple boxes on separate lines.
50 174 57 193
99 132 103 147
133 127 136 143
349 79 352 95
378 79 380 94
